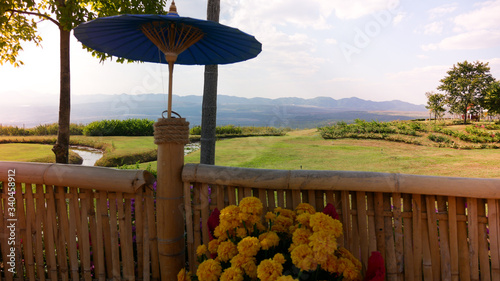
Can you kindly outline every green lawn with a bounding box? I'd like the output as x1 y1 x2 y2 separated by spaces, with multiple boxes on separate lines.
0 143 55 162
142 129 500 178
4 129 500 178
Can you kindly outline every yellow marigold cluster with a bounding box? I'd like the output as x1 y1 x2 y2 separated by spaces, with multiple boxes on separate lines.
256 254 285 281
219 267 244 281
290 244 317 272
177 268 192 281
259 231 280 250
178 196 363 281
309 212 343 236
237 237 261 257
196 245 208 258
295 203 316 215
196 259 222 281
217 241 238 262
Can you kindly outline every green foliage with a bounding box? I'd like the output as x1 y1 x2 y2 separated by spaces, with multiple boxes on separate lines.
437 60 496 124
1 0 168 66
428 134 451 143
425 91 446 121
190 125 288 137
0 123 84 136
482 81 500 115
83 119 154 136
318 119 423 139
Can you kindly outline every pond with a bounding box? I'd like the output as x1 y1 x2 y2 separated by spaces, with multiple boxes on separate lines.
70 146 103 166
71 142 200 166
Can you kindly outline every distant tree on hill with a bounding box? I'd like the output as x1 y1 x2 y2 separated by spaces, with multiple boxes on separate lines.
437 60 495 124
1 1 166 163
482 81 500 116
425 91 446 122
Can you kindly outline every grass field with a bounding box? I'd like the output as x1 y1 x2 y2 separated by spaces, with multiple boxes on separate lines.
0 143 82 163
139 129 500 178
4 126 500 178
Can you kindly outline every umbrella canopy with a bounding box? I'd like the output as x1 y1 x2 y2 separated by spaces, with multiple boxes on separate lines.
74 1 261 117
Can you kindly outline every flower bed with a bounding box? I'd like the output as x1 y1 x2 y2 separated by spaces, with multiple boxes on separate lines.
178 197 385 281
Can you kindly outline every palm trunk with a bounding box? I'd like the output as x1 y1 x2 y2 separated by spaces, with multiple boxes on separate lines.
200 0 220 165
52 27 71 163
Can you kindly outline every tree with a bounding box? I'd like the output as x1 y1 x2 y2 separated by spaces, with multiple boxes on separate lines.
200 0 220 165
425 91 446 122
1 0 166 163
482 81 500 116
437 60 495 124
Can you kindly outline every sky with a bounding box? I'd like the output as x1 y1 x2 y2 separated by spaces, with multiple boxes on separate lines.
1 0 500 109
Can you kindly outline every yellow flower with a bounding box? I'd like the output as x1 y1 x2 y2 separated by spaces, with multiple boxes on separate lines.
309 212 343 237
237 237 261 257
295 213 312 228
276 276 299 281
292 228 312 247
274 207 295 219
241 258 258 279
308 231 338 264
295 203 316 215
196 259 222 281
336 257 361 281
273 253 286 264
338 247 362 271
197 244 208 257
290 244 316 272
256 259 283 281
321 253 338 274
259 231 280 250
220 267 244 281
220 205 241 230
271 215 294 233
265 211 276 222
217 241 238 262
239 197 263 216
230 254 257 278
208 239 220 254
236 227 248 238
177 268 192 281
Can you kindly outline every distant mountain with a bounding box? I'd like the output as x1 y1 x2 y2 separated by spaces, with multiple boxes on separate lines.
1 94 427 128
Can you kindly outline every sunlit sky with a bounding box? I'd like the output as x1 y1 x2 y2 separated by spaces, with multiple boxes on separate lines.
1 0 500 108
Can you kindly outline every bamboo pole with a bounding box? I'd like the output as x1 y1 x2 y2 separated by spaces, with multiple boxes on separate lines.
181 164 500 199
154 117 190 279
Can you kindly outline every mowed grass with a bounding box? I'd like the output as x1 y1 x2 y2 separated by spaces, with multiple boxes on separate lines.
0 143 55 162
4 131 500 178
181 129 500 178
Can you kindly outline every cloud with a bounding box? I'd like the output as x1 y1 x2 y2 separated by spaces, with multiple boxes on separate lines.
453 0 500 32
423 0 500 51
423 21 444 35
422 30 500 50
326 0 401 20
325 38 338 45
428 3 458 19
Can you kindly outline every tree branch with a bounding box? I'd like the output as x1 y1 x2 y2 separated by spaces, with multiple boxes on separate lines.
7 9 60 27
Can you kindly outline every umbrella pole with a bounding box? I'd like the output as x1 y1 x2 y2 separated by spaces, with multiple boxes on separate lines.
167 61 174 118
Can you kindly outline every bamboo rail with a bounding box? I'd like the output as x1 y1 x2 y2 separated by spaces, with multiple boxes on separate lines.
0 161 157 281
182 163 500 280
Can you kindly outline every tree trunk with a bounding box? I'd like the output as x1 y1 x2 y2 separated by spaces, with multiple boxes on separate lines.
52 27 71 164
200 0 220 165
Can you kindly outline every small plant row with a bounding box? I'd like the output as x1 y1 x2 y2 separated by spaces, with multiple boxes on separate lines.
318 119 423 139
189 125 288 137
83 119 155 136
0 123 85 136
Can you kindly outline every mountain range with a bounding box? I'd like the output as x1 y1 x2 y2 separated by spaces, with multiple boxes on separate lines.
2 94 428 128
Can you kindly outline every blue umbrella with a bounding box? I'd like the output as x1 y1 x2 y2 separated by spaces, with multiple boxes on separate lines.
74 1 261 118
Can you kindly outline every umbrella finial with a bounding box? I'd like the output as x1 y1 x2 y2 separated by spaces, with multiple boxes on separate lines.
168 1 178 15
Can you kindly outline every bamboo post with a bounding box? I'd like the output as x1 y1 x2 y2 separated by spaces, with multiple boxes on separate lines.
154 117 190 279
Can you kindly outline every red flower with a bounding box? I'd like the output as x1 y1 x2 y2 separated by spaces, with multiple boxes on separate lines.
322 203 339 220
207 208 220 241
364 251 385 281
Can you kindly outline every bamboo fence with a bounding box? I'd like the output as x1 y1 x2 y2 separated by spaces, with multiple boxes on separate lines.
182 163 500 281
0 162 158 281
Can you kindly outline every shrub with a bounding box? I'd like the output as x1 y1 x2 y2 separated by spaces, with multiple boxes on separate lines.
83 119 154 136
